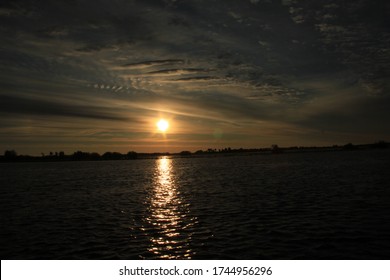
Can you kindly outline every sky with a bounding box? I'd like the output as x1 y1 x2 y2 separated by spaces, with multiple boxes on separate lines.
0 0 389 155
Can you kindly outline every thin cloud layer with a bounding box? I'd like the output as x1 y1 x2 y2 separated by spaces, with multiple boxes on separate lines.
0 0 389 154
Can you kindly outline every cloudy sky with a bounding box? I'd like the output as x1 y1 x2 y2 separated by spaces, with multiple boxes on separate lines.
1 0 389 154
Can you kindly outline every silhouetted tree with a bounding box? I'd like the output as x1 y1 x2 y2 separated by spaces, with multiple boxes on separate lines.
4 150 17 160
372 141 388 149
102 152 123 160
90 152 101 160
271 144 280 153
343 143 355 150
127 151 138 159
72 151 86 160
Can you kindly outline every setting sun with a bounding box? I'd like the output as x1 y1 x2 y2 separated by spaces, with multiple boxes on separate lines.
157 119 169 132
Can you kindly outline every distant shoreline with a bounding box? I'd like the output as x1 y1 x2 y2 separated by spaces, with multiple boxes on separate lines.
1 141 388 162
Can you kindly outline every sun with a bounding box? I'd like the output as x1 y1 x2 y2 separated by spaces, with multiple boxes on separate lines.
157 119 169 132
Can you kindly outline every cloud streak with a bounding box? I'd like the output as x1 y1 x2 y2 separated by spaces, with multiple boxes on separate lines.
0 95 131 121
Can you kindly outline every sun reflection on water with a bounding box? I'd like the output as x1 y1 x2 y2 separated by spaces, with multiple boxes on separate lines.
145 156 195 259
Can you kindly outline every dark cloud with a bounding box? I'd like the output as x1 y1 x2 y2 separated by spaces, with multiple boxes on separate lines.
122 60 186 68
297 95 390 135
0 95 130 121
285 0 390 94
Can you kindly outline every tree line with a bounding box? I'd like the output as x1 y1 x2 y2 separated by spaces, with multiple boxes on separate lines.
1 150 138 161
1 141 388 162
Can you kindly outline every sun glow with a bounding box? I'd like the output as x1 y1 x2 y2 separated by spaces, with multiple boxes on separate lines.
157 119 169 132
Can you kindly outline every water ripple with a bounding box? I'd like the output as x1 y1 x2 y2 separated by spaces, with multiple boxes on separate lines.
1 150 390 259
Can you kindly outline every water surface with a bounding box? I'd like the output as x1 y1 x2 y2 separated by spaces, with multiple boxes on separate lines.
1 150 389 259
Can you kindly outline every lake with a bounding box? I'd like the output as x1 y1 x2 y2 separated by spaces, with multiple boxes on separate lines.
1 149 389 259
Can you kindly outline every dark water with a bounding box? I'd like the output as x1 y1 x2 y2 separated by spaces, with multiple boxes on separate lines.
1 150 390 259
